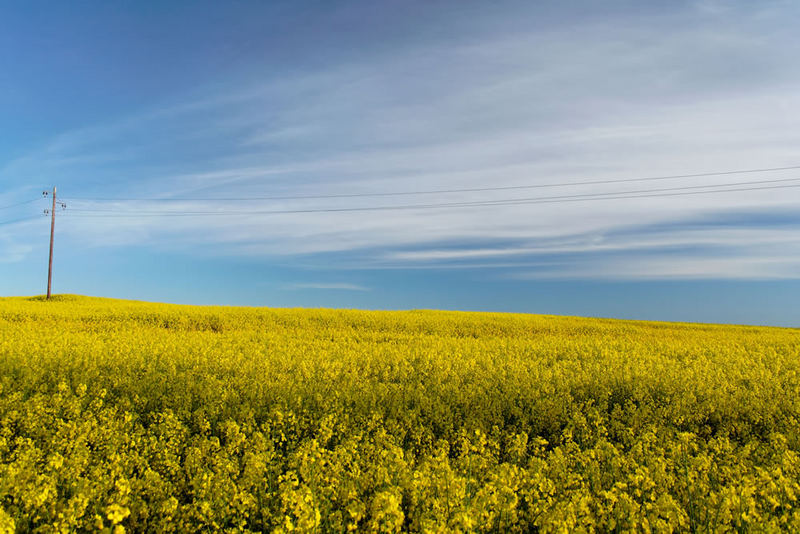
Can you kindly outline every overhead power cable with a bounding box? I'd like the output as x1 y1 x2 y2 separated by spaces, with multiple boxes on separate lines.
61 164 800 202
62 181 800 218
0 198 40 210
0 215 43 226
65 176 800 214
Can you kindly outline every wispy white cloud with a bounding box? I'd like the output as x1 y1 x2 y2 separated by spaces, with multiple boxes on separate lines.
283 282 370 291
513 254 800 281
3 2 800 280
0 230 37 264
384 227 800 263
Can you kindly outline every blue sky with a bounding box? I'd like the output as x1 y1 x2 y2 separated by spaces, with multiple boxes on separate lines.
1 0 799 326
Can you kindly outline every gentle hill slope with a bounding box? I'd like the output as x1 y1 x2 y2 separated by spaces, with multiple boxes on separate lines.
0 295 798 531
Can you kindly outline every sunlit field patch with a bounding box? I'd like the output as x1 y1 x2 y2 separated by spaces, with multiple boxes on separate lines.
1 295 799 532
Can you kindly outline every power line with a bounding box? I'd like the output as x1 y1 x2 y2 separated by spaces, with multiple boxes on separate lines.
61 181 800 218
0 215 43 226
414 176 800 209
0 198 40 210
65 176 800 214
60 164 800 202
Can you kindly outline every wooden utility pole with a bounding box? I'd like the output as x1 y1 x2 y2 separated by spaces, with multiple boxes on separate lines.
46 187 57 299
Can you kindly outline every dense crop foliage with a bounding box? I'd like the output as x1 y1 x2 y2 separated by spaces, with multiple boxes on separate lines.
0 295 799 532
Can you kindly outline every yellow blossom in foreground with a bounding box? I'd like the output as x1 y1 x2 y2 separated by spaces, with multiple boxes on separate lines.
0 295 799 532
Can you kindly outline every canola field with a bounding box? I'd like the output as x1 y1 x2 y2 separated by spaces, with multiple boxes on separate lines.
0 296 799 533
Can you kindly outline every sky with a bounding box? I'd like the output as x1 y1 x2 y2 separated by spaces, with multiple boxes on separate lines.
1 0 799 326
